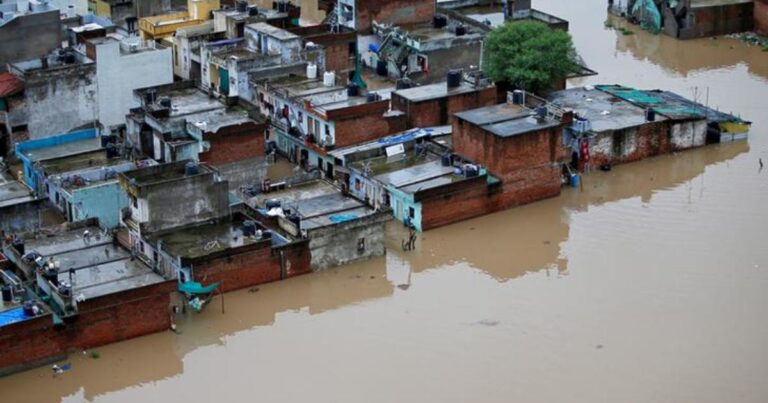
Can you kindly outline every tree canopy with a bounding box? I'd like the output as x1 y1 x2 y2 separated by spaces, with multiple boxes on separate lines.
483 21 579 93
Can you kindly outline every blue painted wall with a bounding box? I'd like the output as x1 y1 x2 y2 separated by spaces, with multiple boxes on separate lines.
71 181 129 228
388 186 422 231
14 128 99 190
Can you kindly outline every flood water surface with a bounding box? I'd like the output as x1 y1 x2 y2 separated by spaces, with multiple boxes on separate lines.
3 0 768 402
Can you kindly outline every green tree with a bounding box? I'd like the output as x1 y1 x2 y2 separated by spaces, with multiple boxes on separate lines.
483 21 579 94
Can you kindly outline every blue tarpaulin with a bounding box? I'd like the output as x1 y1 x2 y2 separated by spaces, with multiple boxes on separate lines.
178 282 221 295
0 307 28 327
329 214 358 223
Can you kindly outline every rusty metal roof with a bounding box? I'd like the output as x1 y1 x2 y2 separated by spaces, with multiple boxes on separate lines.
0 73 24 98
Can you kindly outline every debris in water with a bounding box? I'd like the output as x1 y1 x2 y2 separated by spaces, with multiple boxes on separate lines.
473 320 500 327
248 287 260 293
397 284 410 290
90 351 100 359
596 345 604 349
370 275 376 279
543 240 551 245
52 363 71 376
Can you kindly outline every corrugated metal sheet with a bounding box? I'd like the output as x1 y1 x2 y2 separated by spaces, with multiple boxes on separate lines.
0 73 24 98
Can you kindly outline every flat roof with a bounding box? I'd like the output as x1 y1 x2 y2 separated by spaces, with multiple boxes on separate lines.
548 87 661 132
154 87 225 119
246 180 379 230
121 161 214 187
0 172 34 208
455 103 560 138
23 226 165 300
596 85 746 123
149 218 274 259
22 137 102 163
401 23 484 43
267 75 345 98
249 179 338 209
246 22 299 41
39 150 121 175
186 109 258 134
394 82 488 103
374 159 456 188
329 126 452 160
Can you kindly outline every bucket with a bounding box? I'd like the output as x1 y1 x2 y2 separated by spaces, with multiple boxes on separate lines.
570 174 580 188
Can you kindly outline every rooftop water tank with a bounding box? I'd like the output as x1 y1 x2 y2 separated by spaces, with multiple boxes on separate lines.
306 63 318 79
433 15 447 29
347 82 360 97
323 71 335 87
185 161 200 176
447 69 462 88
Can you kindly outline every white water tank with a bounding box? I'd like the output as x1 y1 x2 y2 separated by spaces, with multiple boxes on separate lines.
323 71 335 87
307 63 318 79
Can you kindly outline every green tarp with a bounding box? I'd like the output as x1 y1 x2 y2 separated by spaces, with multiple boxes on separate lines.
178 282 221 295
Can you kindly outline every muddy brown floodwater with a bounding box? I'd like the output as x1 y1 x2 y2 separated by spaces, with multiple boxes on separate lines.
3 0 768 402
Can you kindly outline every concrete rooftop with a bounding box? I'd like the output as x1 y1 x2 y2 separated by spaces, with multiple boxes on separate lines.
247 22 299 41
149 217 281 259
548 87 661 133
22 137 102 163
455 103 560 138
23 226 165 300
393 82 489 103
0 172 34 208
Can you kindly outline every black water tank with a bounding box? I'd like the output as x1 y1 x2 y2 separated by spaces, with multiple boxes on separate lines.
12 239 24 255
236 0 247 13
23 301 35 316
242 220 257 237
455 24 467 36
441 153 453 167
366 92 379 103
248 6 258 16
512 90 524 105
433 15 447 29
106 144 118 159
376 60 388 76
159 97 172 109
277 1 288 12
395 78 412 90
347 82 360 96
185 161 200 176
1 285 12 302
447 69 462 88
646 108 656 122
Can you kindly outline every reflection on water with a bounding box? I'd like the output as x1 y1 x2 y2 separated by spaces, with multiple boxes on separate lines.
2 1 768 402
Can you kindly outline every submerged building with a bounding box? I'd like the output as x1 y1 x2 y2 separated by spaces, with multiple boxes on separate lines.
246 178 390 270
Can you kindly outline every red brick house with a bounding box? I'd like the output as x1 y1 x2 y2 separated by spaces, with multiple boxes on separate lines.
391 80 497 129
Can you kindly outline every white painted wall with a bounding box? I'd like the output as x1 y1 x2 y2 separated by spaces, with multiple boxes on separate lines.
95 40 173 131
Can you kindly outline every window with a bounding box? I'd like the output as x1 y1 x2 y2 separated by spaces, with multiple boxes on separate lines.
348 41 356 57
357 238 365 252
132 196 138 208
409 207 415 219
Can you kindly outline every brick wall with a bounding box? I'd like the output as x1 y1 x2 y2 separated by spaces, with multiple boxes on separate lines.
755 0 768 36
353 0 436 33
452 118 565 183
587 121 670 168
690 3 754 38
424 116 564 230
0 280 175 375
392 87 497 129
199 121 266 166
192 241 311 293
333 103 406 148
